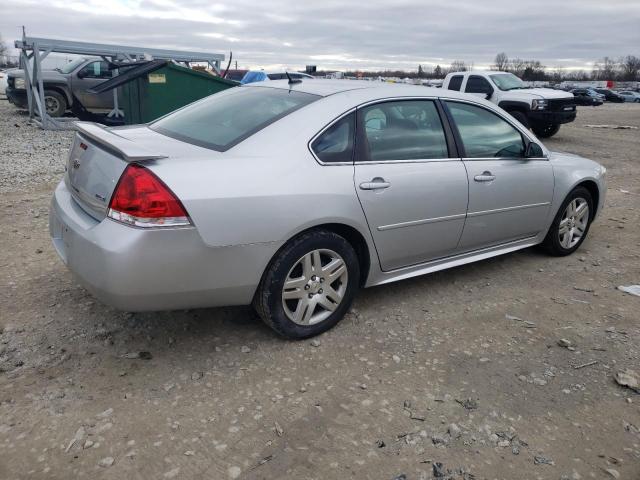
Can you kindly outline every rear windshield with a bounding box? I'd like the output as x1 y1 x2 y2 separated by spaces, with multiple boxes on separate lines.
150 87 320 151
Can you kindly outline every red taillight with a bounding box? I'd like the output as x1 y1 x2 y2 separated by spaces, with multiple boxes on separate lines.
107 164 191 228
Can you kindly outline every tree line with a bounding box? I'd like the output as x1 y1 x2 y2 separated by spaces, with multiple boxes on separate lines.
344 53 640 82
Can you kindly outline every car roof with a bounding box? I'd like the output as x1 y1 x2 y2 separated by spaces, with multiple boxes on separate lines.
246 79 476 101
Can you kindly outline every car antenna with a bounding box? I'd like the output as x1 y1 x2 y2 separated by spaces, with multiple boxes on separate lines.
286 71 302 85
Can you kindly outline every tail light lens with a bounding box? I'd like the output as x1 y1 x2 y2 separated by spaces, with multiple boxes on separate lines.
108 164 191 228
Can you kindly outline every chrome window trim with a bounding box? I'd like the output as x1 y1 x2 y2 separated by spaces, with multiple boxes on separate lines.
354 157 459 165
461 156 549 162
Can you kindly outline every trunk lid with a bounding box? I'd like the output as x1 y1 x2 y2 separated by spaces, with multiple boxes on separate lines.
65 122 168 220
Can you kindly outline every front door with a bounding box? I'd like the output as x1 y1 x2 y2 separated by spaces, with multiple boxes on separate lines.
73 60 114 110
444 100 554 251
354 99 469 271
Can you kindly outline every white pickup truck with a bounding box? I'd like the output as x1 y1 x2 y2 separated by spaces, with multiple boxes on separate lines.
442 71 576 138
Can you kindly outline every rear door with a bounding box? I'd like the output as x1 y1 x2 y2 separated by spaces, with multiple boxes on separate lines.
353 99 468 271
443 100 553 251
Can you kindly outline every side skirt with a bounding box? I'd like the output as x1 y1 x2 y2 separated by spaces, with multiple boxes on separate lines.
365 236 540 287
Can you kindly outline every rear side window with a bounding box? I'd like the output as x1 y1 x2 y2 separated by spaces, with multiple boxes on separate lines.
151 87 320 151
446 101 525 158
447 75 463 91
360 100 449 161
311 113 355 163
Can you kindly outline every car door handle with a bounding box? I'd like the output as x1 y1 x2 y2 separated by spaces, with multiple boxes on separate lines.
359 178 391 190
474 171 496 182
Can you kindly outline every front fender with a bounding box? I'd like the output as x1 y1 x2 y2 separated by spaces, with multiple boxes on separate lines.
548 152 606 223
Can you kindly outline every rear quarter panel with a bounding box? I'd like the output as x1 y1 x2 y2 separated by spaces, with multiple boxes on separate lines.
145 91 377 251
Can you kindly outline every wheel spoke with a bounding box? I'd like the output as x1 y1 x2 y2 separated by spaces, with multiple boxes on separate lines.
324 285 343 304
301 298 317 324
317 295 338 312
284 277 306 290
302 253 313 279
558 218 569 235
323 258 346 283
575 201 588 218
282 288 305 300
312 250 322 274
293 298 308 324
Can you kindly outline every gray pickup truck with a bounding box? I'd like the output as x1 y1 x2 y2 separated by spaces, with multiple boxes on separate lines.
6 57 114 117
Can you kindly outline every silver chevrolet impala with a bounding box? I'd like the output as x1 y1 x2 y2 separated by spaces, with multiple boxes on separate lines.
50 80 606 338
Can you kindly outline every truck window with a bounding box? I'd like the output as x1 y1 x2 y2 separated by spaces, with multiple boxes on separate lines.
465 75 493 95
78 61 112 79
448 75 463 91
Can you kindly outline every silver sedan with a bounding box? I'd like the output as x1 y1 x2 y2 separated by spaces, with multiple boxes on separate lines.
50 80 606 338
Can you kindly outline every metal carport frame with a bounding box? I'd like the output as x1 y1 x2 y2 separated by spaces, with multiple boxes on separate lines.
15 31 225 130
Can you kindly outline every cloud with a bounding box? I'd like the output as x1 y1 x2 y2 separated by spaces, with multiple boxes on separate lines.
1 0 639 71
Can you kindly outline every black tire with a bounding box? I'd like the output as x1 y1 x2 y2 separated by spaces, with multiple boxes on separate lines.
542 186 594 256
43 90 67 117
532 123 561 138
254 230 360 339
508 110 530 129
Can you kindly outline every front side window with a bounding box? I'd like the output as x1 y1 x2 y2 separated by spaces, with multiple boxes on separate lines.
78 61 111 79
360 100 449 161
311 113 355 163
446 101 525 158
448 75 463 91
465 75 493 95
151 87 320 151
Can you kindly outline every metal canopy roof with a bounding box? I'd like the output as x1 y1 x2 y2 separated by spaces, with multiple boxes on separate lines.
16 36 225 63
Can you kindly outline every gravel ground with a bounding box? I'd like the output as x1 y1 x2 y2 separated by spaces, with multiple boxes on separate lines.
0 98 639 480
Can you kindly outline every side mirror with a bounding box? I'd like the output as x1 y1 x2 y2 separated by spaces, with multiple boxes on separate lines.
77 69 87 79
484 87 494 99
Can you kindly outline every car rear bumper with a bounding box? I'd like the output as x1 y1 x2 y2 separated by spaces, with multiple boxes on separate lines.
6 87 28 108
529 109 576 125
49 180 274 311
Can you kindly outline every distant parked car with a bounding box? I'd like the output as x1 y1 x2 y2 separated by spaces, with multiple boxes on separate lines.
6 56 115 117
586 88 606 101
240 70 314 84
593 88 625 103
616 91 640 103
570 89 603 106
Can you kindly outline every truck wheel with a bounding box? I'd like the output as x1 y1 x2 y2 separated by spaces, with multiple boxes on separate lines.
532 124 560 138
508 110 530 129
43 90 67 117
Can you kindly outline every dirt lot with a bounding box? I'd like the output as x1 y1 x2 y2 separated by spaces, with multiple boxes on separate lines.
0 99 639 480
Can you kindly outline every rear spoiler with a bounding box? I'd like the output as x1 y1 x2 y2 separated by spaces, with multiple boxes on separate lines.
74 122 167 162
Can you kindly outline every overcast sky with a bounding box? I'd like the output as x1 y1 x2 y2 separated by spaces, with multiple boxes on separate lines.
1 0 639 72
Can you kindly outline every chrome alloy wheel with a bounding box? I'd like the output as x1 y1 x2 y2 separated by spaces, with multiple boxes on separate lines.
282 249 348 326
558 197 589 249
45 95 60 114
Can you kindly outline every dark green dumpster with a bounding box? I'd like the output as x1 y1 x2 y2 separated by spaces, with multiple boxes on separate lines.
89 60 238 124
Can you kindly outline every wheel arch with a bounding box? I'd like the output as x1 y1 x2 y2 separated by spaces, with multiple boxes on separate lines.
44 85 72 107
574 179 600 219
498 100 530 114
260 223 373 289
